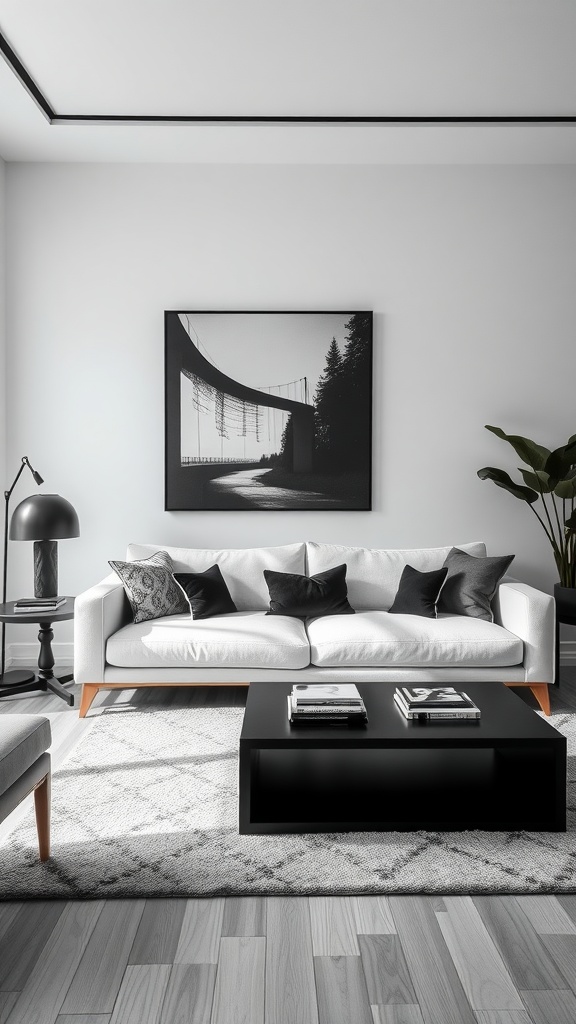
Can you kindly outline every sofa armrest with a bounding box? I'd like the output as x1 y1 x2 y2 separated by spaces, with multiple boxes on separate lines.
74 574 130 684
493 579 555 684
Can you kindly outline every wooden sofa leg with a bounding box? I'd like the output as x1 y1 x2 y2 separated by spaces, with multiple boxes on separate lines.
79 683 100 718
34 774 51 862
529 684 551 716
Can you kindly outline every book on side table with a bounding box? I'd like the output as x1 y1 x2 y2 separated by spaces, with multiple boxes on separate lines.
394 686 481 721
13 597 66 613
288 683 368 724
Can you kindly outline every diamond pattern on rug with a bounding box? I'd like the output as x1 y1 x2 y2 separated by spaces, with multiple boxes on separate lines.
0 705 574 897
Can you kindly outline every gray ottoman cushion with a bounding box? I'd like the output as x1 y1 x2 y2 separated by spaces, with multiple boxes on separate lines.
0 716 52 797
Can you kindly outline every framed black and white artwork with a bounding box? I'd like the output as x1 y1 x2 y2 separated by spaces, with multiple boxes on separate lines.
164 310 373 511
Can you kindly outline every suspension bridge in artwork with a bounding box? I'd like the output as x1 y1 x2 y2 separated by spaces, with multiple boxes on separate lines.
167 314 316 477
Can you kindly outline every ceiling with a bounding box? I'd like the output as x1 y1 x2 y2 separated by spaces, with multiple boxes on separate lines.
1 0 576 164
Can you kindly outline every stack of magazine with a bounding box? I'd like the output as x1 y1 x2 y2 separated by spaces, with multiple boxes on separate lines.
394 686 480 720
288 683 368 724
12 596 66 614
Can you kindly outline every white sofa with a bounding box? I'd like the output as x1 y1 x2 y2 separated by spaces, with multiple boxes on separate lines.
74 540 555 717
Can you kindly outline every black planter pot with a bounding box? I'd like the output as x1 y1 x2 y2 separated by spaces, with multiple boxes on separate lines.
554 583 576 684
554 583 576 619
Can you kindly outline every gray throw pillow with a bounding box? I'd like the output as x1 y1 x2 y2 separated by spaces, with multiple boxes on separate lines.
109 550 188 623
438 547 514 622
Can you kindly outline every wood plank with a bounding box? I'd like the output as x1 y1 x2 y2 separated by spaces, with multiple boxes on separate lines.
265 897 318 1024
309 896 359 955
0 992 19 1024
314 956 372 1024
109 964 171 1024
358 935 416 1005
60 899 146 1014
174 898 224 964
0 903 22 943
222 897 266 937
554 896 576 928
6 901 104 1024
128 899 187 965
211 937 265 1024
159 964 216 1024
473 896 567 992
514 896 576 935
56 1016 112 1024
352 896 396 935
437 898 524 1010
371 1008 425 1024
474 1012 533 1024
538 935 576 992
0 900 66 990
389 896 476 1024
520 988 576 1024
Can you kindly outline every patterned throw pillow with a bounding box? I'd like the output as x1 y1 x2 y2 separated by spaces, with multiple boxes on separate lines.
109 550 188 623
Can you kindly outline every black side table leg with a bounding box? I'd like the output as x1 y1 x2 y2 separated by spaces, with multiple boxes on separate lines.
37 621 74 707
45 677 74 706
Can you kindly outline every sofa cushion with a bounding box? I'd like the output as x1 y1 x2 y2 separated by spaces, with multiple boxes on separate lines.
307 611 523 668
388 564 448 618
106 611 310 670
306 541 487 611
109 550 188 623
438 547 515 622
127 543 305 612
264 563 355 618
173 565 238 619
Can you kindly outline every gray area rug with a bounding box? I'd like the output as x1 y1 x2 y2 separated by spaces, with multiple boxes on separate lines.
1 704 575 897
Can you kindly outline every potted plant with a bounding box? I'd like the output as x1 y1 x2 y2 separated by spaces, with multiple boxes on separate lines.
477 426 576 620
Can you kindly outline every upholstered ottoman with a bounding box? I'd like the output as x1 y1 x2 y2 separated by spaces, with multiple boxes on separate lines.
0 715 52 861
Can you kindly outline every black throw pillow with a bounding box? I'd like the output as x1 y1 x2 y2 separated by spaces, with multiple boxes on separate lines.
264 563 355 618
172 565 237 620
388 564 449 618
437 547 515 622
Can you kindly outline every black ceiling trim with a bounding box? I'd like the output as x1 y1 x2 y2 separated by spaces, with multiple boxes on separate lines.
2 29 576 127
0 30 54 121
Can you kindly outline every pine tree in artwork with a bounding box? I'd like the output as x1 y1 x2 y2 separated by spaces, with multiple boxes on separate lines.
340 313 372 471
314 337 344 471
278 414 294 469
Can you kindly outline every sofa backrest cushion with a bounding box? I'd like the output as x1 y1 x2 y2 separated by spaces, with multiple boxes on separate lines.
306 541 487 611
126 543 306 611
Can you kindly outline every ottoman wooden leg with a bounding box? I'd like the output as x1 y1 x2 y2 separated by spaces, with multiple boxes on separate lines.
34 773 51 862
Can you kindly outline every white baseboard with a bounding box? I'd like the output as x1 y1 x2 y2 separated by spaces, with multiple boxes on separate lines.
5 640 576 667
6 641 74 667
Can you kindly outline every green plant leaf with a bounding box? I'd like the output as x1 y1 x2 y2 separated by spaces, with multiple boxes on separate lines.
544 438 576 481
554 468 576 499
477 467 539 503
485 426 551 469
518 468 554 493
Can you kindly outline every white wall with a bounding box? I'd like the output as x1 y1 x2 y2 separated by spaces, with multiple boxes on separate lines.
0 158 5 570
5 162 576 651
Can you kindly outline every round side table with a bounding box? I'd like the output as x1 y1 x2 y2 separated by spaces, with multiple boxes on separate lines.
0 597 75 706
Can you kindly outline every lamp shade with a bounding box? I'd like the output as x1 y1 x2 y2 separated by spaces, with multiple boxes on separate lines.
9 494 80 541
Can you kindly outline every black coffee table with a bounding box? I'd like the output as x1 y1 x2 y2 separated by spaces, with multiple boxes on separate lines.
239 682 566 834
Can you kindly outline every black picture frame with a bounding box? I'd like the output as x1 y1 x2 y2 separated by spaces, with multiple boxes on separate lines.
165 310 373 511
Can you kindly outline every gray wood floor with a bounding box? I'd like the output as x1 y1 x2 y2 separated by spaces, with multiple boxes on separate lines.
0 669 575 1024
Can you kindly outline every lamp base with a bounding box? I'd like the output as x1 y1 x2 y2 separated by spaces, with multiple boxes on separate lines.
34 540 58 598
0 668 37 690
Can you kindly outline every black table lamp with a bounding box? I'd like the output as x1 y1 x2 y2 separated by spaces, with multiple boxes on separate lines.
1 456 44 685
10 494 80 598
